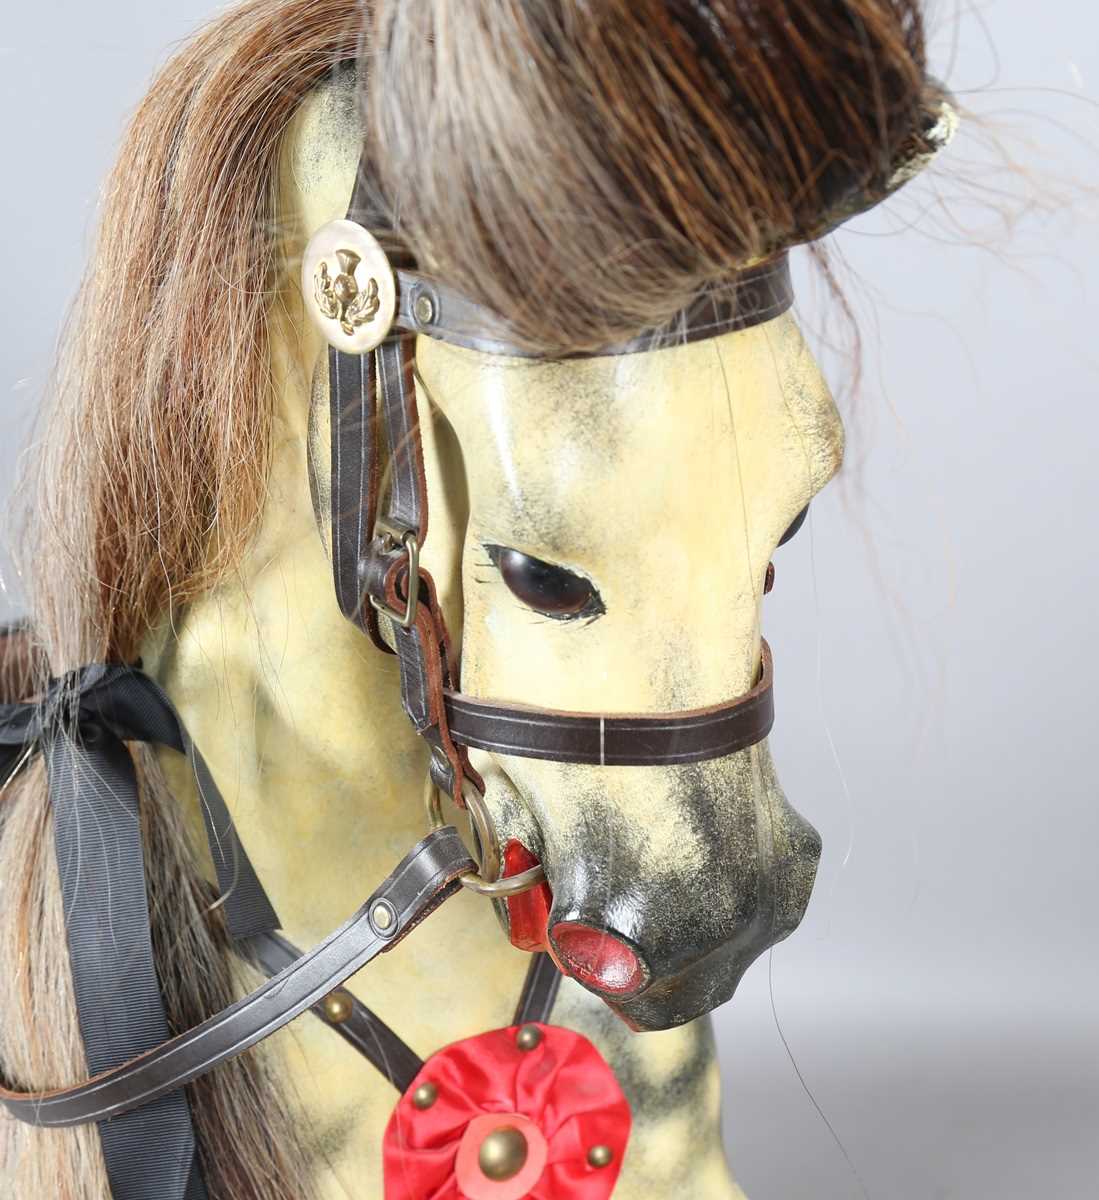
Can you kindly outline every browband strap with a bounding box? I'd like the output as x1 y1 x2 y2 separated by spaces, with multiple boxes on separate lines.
389 255 793 358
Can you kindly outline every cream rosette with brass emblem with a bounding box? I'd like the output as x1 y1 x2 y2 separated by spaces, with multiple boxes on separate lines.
302 219 396 354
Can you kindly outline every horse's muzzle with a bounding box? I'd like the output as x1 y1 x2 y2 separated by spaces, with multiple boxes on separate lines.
539 792 822 1032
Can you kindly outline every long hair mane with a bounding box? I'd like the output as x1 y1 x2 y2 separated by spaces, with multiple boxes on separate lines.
1 2 361 1195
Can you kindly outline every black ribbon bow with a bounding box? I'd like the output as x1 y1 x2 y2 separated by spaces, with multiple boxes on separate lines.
0 663 280 1200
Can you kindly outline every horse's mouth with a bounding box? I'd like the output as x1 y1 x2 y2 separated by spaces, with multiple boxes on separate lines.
501 839 653 1003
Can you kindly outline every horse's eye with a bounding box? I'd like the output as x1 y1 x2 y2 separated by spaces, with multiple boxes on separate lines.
778 504 809 547
483 545 605 621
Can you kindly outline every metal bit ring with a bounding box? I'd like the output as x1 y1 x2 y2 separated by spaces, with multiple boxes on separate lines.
426 778 546 898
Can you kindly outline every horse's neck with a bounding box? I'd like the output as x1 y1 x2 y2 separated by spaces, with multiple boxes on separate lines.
143 309 472 955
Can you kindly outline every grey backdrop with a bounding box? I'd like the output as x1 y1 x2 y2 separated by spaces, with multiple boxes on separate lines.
2 3 1097 1198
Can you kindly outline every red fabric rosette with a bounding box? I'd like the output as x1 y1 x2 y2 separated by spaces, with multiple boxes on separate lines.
383 1022 630 1199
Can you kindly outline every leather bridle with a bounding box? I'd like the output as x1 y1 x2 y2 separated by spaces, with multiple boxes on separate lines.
322 157 789 898
0 157 793 1184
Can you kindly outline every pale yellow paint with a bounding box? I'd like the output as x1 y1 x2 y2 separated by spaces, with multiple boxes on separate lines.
144 68 842 1200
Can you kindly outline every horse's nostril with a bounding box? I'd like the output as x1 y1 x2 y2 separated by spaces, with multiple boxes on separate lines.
550 921 648 998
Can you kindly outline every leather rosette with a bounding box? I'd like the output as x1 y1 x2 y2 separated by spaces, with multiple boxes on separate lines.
383 1022 630 1199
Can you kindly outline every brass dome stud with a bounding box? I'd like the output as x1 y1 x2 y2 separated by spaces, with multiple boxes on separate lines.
478 1125 529 1181
587 1144 614 1169
411 1082 438 1111
515 1024 543 1052
321 991 354 1025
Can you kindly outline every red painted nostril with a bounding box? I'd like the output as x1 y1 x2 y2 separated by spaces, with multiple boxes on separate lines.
550 922 647 997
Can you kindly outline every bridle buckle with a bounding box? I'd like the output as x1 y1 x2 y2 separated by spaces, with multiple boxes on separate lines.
369 519 421 629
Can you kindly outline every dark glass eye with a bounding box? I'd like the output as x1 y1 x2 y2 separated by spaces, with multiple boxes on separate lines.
778 504 809 547
483 544 605 621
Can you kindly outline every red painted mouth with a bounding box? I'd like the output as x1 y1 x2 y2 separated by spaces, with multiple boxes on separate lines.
502 844 648 1001
503 840 554 953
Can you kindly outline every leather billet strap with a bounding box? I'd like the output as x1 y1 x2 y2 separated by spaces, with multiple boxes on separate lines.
357 333 483 804
328 328 477 800
0 826 474 1128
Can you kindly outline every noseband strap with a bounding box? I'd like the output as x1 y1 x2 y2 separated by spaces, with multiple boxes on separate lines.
442 643 774 767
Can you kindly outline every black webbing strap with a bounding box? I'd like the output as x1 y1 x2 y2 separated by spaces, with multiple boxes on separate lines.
0 665 281 1200
44 725 207 1200
0 666 279 939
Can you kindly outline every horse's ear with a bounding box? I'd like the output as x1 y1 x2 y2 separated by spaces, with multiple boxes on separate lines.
805 81 959 244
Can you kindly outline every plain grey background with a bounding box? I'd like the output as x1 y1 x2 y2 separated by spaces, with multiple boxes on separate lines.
2 2 1096 1198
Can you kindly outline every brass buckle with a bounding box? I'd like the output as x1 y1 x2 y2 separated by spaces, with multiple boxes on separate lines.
369 520 420 629
426 779 546 899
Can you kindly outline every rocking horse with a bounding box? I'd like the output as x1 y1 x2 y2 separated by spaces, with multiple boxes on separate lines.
0 1 956 1197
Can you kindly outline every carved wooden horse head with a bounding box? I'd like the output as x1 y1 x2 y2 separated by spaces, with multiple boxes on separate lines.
297 61 955 1030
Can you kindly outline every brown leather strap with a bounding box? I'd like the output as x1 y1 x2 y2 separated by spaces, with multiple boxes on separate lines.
443 641 775 766
342 151 794 359
513 953 563 1027
245 939 561 1094
328 347 387 650
363 334 478 803
0 827 474 1129
246 931 424 1094
388 257 793 358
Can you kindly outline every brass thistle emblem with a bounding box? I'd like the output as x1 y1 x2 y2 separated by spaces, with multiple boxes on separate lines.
314 249 381 337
